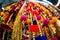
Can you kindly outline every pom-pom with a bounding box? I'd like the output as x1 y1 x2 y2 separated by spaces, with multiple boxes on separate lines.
33 20 37 25
10 5 16 10
20 15 27 21
28 7 32 12
51 17 58 23
26 19 31 24
32 10 39 15
6 6 11 11
18 2 23 6
43 18 50 25
38 9 43 13
36 15 41 20
35 35 47 40
51 37 58 40
29 25 39 32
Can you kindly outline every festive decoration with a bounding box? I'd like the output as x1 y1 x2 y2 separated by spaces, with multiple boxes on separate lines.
51 37 58 40
43 18 50 25
26 19 31 24
32 10 39 15
1 1 60 40
35 35 47 40
20 15 27 21
29 25 39 32
10 5 16 10
36 15 41 20
5 6 11 11
51 17 58 23
18 1 23 6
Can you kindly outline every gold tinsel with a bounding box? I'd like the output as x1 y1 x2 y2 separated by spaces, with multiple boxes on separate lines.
11 2 26 40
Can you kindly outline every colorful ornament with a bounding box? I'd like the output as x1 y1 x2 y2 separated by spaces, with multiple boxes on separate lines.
32 10 39 15
10 5 16 10
6 6 11 11
26 19 31 24
28 7 32 12
35 35 47 40
38 9 43 13
33 20 37 25
51 37 58 40
51 17 58 23
20 15 27 21
18 1 23 6
36 15 41 20
43 18 50 25
27 2 34 7
29 25 39 32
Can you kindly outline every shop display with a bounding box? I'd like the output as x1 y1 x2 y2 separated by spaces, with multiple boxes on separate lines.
0 0 60 40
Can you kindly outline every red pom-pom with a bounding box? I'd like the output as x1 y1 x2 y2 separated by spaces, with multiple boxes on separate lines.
10 5 16 10
32 10 39 15
29 25 39 32
28 6 33 12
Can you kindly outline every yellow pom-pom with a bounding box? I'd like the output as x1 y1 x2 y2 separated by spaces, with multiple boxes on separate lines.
51 17 58 23
26 19 31 24
1 12 5 16
6 6 11 11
